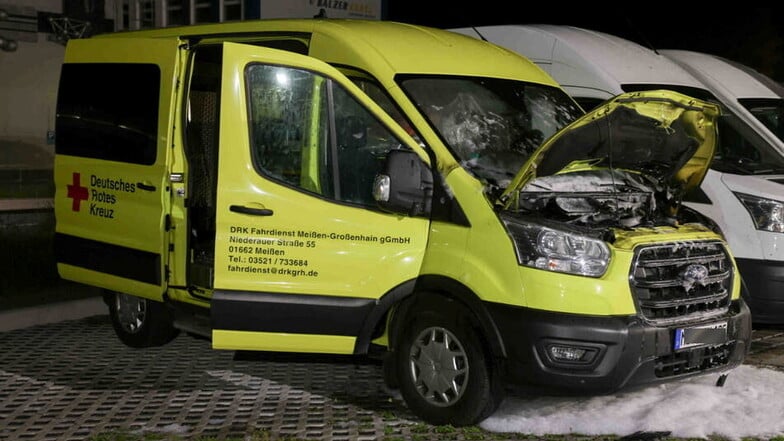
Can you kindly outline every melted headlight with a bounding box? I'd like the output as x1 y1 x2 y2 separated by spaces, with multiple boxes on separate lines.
503 218 611 277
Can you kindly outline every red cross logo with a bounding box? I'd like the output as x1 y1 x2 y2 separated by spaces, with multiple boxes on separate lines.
67 172 89 212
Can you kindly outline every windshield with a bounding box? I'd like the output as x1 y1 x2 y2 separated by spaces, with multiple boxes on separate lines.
712 110 784 175
349 76 422 143
738 98 784 144
399 76 582 189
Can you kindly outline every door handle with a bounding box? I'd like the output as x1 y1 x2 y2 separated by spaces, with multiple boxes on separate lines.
230 205 274 216
137 182 156 191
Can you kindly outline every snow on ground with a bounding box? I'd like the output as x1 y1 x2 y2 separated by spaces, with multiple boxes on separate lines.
481 365 784 440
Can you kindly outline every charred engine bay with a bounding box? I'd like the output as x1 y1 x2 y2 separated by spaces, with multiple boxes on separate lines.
515 168 673 229
498 102 713 235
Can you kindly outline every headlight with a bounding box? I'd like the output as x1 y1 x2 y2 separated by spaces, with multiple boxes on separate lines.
734 192 784 233
502 219 611 277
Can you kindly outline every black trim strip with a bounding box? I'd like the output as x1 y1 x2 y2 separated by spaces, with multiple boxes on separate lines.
212 290 375 336
54 233 161 285
354 279 416 353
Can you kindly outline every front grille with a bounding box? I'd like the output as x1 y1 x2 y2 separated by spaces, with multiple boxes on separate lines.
630 240 732 325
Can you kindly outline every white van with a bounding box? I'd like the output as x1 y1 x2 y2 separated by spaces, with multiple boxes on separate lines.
661 50 784 325
451 24 784 324
449 25 714 110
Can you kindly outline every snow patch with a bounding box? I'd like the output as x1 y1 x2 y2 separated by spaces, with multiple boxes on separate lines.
481 365 784 440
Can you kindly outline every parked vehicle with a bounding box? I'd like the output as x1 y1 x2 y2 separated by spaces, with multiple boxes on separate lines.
54 19 750 426
661 50 784 324
452 24 784 324
450 24 710 111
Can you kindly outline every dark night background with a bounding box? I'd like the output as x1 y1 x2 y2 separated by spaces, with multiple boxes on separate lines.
383 5 784 82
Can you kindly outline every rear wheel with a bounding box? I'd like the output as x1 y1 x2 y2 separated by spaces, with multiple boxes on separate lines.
106 291 179 348
396 308 503 426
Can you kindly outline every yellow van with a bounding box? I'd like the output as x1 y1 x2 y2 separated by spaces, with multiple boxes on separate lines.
53 19 751 426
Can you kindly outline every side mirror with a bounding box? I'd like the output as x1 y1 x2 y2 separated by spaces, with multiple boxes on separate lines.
373 149 433 217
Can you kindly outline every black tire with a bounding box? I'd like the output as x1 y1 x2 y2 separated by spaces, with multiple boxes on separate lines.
396 308 503 426
106 291 180 348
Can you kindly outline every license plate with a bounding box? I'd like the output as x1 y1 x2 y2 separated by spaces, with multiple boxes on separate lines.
674 321 728 350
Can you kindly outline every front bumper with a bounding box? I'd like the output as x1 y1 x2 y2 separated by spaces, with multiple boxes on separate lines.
736 258 784 325
485 299 751 395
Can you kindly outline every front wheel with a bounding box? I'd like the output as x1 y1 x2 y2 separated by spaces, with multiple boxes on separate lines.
106 291 180 348
396 309 503 426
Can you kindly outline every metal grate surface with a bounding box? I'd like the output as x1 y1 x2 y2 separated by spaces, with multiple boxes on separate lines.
0 316 416 441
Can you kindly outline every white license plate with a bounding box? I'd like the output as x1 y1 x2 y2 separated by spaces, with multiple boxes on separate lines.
674 321 728 350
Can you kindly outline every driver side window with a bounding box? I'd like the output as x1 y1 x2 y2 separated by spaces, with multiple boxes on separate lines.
246 64 406 207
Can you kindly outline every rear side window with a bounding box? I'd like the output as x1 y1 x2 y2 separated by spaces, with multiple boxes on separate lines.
55 63 160 165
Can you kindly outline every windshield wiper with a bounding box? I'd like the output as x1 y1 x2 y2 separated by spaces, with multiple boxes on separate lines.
753 167 784 175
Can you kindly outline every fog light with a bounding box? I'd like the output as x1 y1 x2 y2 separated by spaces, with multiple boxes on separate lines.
549 345 585 361
548 344 595 363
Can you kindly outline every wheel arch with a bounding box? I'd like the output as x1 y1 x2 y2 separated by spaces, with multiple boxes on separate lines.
388 276 506 358
353 278 417 354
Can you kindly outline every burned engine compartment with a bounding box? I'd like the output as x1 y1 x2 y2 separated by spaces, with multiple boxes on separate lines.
517 168 667 228
504 104 709 231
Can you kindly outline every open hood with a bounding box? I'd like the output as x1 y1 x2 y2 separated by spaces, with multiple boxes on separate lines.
499 90 719 228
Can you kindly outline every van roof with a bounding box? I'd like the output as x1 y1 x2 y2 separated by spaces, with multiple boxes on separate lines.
450 24 706 97
661 49 782 100
97 19 558 88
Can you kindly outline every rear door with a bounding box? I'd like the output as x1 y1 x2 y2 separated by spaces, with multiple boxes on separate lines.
211 42 431 354
54 38 179 300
